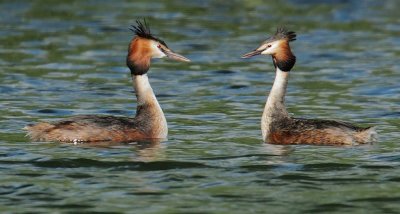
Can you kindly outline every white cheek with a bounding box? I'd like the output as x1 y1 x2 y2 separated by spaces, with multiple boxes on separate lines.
261 49 272 55
261 46 276 55
150 43 166 58
153 48 166 58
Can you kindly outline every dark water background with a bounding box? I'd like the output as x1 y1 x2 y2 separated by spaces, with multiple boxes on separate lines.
0 0 399 213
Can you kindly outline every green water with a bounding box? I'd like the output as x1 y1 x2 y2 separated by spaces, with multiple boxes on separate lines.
1 0 399 213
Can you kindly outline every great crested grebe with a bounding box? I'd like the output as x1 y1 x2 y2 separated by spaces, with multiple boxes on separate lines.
242 27 377 145
25 19 190 143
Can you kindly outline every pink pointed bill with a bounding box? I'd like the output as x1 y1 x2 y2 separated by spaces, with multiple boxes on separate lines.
241 49 263 58
165 50 191 62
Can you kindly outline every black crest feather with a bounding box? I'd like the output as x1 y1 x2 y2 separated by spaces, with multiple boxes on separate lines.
274 27 296 42
129 19 167 47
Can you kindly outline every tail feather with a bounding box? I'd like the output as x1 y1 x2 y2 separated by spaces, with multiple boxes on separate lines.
24 123 55 141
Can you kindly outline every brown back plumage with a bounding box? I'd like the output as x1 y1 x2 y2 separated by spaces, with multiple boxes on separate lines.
267 117 377 145
25 115 150 142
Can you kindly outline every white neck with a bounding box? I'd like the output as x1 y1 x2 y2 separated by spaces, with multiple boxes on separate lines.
133 74 167 139
261 67 289 141
134 74 155 105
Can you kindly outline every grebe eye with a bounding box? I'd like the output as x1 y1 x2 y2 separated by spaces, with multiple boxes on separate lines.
267 44 272 48
157 44 161 49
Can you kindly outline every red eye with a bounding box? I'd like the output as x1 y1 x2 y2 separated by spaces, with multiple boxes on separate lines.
157 44 161 48
267 44 272 48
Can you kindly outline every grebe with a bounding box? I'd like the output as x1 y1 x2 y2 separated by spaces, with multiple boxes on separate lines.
242 27 377 145
25 19 190 143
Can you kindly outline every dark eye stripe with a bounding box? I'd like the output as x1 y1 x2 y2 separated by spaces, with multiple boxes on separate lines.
155 38 168 48
157 44 167 53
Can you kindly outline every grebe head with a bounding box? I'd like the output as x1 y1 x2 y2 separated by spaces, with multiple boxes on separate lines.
242 27 296 71
127 19 190 75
